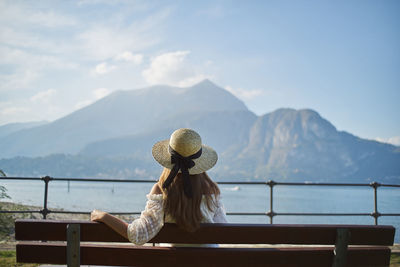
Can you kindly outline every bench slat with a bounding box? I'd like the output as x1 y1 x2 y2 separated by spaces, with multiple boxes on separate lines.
16 242 391 267
15 219 126 242
15 219 395 245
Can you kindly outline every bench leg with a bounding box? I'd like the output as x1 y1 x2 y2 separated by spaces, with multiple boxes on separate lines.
67 224 80 267
332 228 350 267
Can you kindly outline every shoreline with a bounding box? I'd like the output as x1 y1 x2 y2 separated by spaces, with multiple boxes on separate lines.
0 201 137 220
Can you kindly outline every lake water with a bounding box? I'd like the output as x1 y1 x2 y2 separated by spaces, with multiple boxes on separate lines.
1 179 399 242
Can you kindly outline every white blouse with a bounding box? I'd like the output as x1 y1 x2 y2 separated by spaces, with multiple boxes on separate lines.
127 194 228 245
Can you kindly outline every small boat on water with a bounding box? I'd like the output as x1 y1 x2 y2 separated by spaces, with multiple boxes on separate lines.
225 186 240 191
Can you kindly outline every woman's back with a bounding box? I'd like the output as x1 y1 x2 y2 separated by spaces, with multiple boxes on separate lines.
92 128 227 246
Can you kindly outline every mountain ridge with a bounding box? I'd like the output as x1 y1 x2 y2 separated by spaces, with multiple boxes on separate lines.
0 80 248 158
0 121 48 139
0 80 399 183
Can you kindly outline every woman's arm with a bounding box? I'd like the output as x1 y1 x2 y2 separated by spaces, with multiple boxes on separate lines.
90 183 161 240
91 210 128 239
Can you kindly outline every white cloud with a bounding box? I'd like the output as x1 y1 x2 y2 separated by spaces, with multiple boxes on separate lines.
177 74 209 87
0 28 75 57
0 94 68 125
0 69 39 92
134 168 147 176
0 101 32 125
0 1 169 125
0 106 30 116
0 46 77 70
93 88 111 99
142 50 210 87
0 1 169 61
375 136 400 146
74 100 93 110
0 1 166 94
0 1 77 28
114 51 143 64
225 85 263 100
76 8 167 61
75 88 111 110
30 89 57 103
0 46 77 93
92 62 117 75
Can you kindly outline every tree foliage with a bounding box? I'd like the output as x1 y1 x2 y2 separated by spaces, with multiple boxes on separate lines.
0 169 13 240
0 169 9 199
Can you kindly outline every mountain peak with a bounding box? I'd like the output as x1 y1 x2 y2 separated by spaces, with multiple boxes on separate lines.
192 79 216 87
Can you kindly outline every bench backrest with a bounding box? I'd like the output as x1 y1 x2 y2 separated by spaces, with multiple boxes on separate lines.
15 219 395 267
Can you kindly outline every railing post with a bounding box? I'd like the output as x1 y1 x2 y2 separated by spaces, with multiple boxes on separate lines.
41 176 53 219
266 180 276 224
370 182 381 225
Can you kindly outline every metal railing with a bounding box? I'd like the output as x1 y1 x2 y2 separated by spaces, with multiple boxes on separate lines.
1 176 400 225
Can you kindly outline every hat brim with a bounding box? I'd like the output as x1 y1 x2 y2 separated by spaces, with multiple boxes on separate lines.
152 139 218 175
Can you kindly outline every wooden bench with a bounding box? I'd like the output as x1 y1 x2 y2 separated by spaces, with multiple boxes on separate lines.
15 219 395 267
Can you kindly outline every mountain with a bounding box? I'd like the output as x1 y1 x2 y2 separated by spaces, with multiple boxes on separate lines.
0 121 48 139
214 108 400 182
0 80 399 183
0 80 249 158
81 110 256 157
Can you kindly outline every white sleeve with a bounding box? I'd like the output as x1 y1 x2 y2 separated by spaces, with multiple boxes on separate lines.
127 194 164 245
213 198 228 223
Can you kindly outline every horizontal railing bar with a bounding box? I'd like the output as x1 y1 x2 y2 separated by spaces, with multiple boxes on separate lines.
273 182 370 187
0 177 272 185
2 209 397 217
0 210 42 214
54 179 267 185
276 213 371 216
0 177 42 181
217 181 268 185
380 184 400 188
53 178 158 183
48 210 142 215
227 212 266 216
2 176 400 188
0 177 158 183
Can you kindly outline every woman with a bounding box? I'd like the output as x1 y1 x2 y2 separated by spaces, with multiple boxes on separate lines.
91 128 227 245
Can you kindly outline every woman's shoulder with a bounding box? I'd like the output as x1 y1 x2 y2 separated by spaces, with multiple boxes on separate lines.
146 183 163 201
150 183 162 194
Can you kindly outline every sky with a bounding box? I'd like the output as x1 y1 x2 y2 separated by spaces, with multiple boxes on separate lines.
0 0 399 145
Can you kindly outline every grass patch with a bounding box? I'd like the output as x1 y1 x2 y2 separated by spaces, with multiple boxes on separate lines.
0 251 39 267
392 253 400 267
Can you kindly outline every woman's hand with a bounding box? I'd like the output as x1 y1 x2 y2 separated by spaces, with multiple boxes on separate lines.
90 209 129 239
91 209 107 222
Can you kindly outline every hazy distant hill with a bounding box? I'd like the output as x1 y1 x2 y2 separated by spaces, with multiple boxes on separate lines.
0 80 248 158
0 121 48 139
81 110 257 157
0 80 399 183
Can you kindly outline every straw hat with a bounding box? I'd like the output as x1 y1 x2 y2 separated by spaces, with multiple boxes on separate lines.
152 128 218 174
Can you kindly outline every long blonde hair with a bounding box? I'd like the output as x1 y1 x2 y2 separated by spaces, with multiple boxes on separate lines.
158 168 220 232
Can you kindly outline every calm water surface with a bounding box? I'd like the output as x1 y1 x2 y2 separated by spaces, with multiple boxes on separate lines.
1 179 399 242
